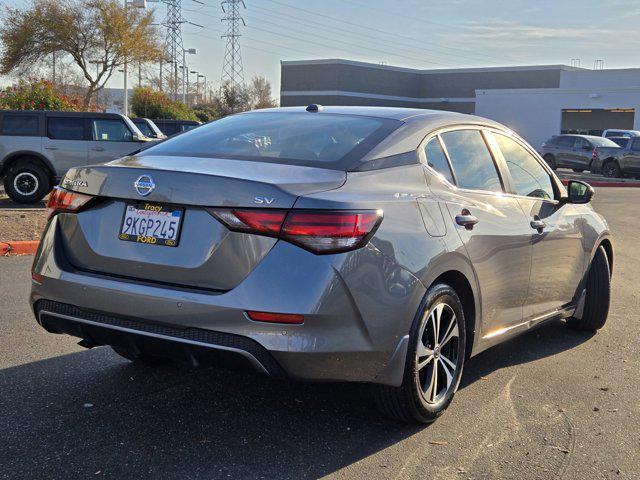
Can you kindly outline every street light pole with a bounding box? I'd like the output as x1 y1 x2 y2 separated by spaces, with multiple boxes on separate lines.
181 48 196 104
190 70 199 104
123 0 147 115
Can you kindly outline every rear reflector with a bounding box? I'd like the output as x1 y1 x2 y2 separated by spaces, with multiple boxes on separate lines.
209 208 383 254
47 186 93 219
246 311 304 324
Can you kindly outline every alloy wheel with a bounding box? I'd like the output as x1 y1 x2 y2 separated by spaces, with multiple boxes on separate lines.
13 172 39 196
416 302 460 405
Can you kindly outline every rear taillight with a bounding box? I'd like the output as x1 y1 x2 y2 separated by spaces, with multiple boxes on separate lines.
592 148 598 159
209 208 383 254
246 311 304 324
47 186 93 219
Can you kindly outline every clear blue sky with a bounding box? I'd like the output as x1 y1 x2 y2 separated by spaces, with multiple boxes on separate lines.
5 0 640 93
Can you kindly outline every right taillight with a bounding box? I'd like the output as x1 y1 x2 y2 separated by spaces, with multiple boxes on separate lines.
208 208 383 254
47 186 93 219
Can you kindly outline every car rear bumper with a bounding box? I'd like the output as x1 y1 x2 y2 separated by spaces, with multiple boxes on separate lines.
30 217 422 385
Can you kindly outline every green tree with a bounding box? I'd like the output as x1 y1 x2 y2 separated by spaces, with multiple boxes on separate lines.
131 87 197 120
0 0 162 109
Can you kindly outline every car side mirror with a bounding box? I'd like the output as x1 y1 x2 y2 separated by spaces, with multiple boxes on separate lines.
567 180 594 204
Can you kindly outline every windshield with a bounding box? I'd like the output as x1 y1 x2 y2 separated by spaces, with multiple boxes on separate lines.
591 137 620 147
140 112 401 170
133 120 155 138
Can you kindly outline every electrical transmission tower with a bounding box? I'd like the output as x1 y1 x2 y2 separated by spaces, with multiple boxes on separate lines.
221 0 246 102
161 0 186 101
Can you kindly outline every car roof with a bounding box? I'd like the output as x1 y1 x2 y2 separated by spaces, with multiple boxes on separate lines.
249 105 499 124
557 134 606 140
0 109 125 119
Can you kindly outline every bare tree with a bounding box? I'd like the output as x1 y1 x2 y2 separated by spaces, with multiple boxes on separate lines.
248 75 278 109
0 0 162 109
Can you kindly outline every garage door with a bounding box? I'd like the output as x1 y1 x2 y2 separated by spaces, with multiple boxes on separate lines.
561 108 635 136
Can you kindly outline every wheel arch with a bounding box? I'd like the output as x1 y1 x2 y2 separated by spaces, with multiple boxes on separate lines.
419 250 480 359
597 237 614 277
0 151 57 180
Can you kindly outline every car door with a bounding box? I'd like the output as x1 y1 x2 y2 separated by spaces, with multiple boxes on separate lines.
624 138 640 174
434 128 533 336
555 136 576 167
572 137 594 170
489 131 585 320
87 117 141 164
43 116 89 176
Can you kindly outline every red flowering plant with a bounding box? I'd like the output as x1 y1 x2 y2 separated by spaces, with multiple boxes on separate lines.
0 79 79 111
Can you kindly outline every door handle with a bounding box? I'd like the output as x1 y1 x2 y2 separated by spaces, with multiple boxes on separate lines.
530 219 546 231
455 210 479 230
44 146 59 150
91 147 105 151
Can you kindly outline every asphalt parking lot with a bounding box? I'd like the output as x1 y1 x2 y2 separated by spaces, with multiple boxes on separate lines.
1 188 638 480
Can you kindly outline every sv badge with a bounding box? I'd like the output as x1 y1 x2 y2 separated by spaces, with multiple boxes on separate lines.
254 196 275 205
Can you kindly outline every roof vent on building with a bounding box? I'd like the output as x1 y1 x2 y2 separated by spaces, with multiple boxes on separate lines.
306 104 324 112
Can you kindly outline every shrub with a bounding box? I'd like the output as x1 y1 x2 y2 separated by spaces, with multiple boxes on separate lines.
131 87 197 120
0 79 79 111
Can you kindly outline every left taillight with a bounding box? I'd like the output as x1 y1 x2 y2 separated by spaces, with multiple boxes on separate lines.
208 208 383 254
47 186 93 219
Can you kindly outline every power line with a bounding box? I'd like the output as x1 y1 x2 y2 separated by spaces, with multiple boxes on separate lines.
262 0 514 64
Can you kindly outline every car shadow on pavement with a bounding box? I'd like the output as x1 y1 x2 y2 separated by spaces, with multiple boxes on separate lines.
460 319 595 389
0 319 593 479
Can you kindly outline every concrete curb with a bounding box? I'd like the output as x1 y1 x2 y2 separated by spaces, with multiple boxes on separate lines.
560 179 640 188
1 240 40 256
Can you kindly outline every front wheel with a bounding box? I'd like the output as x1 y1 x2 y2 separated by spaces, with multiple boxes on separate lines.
373 284 466 424
3 161 51 204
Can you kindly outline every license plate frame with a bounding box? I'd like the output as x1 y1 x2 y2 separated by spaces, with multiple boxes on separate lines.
118 202 185 247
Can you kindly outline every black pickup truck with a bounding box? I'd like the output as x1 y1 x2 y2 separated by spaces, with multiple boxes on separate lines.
592 136 640 178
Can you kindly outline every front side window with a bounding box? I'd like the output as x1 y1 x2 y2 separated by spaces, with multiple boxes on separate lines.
423 136 454 183
2 115 39 136
494 133 554 200
439 129 502 192
47 117 84 140
91 119 133 142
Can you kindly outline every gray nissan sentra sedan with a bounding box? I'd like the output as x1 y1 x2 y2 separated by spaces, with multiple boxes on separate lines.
30 106 613 424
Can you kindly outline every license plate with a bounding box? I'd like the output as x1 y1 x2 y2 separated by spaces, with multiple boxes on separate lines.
118 202 184 247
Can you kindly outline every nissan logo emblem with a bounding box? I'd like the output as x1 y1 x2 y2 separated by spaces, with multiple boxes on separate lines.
134 175 155 196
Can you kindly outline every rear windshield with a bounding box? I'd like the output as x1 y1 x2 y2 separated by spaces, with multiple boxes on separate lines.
590 137 619 147
140 112 401 170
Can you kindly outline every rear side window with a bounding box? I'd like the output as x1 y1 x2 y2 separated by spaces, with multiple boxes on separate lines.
574 137 590 149
493 133 554 200
142 112 401 171
47 117 84 140
91 119 133 142
424 136 454 183
440 130 502 192
2 114 39 136
557 136 575 148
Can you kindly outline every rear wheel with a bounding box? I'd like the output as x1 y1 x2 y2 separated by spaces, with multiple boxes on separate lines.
543 154 557 170
3 161 51 204
111 345 172 365
373 284 466 424
567 246 610 331
602 160 621 178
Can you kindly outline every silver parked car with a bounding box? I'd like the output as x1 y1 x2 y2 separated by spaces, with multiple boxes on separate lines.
0 110 152 203
31 106 613 423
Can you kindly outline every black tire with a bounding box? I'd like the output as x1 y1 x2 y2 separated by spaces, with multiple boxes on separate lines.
602 160 622 178
110 345 172 365
543 154 557 170
373 283 467 424
573 168 584 173
567 246 610 331
3 161 51 204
